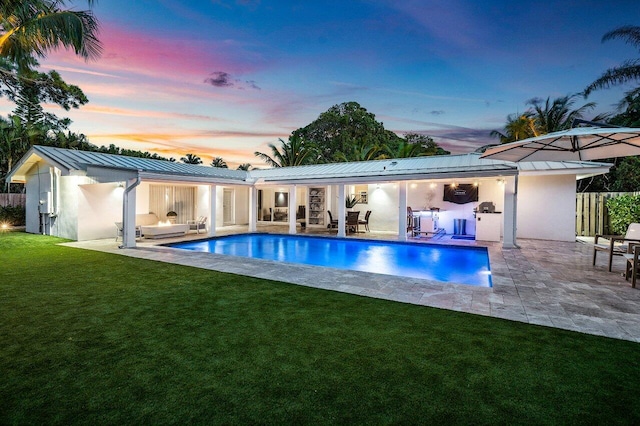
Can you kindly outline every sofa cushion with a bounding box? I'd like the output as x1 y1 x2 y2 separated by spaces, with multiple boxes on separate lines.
136 213 159 226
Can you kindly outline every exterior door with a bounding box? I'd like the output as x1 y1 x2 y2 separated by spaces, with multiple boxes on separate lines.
223 189 234 225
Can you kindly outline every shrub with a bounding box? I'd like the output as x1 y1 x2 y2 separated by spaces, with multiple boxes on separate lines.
0 205 26 226
606 194 640 235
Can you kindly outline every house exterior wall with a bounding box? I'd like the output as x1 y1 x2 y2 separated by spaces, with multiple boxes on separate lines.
363 183 398 232
24 164 47 234
54 175 83 240
24 163 87 240
196 185 210 221
517 174 576 241
216 186 224 226
136 182 150 214
234 186 249 224
77 183 123 241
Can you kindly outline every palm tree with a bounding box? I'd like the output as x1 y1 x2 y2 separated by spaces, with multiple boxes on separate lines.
0 0 101 72
180 153 202 164
237 163 251 171
527 94 595 133
335 141 383 162
0 115 41 189
584 25 640 96
490 113 539 143
210 157 228 168
254 134 313 167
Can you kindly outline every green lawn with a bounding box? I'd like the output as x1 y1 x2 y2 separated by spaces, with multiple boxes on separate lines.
1 232 639 424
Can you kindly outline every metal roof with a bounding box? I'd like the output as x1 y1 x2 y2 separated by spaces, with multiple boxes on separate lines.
8 146 611 185
248 153 610 183
249 153 517 183
9 145 247 182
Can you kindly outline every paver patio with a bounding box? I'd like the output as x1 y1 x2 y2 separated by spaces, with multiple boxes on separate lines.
64 228 640 343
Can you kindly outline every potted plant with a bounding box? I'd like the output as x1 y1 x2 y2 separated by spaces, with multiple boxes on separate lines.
166 210 178 224
345 195 360 210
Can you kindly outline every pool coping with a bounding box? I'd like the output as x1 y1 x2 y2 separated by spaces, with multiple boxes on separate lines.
163 232 493 288
61 234 640 343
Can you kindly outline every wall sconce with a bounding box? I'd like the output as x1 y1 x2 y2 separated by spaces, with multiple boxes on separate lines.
473 182 479 187
429 183 437 189
497 178 505 185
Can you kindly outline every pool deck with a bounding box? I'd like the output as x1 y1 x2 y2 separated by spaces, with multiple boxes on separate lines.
63 225 640 343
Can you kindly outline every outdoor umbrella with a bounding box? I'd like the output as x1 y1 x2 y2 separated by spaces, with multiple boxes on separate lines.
480 126 640 162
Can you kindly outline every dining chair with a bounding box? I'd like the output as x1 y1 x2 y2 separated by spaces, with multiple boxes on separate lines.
359 210 371 232
346 211 360 234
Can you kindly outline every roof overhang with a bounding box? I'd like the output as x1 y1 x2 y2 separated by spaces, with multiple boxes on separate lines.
7 147 71 183
253 165 518 185
138 171 254 186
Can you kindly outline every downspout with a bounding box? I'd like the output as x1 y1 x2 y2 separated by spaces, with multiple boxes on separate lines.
119 176 141 249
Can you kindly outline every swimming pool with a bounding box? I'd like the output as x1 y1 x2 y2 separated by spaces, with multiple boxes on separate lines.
168 234 492 287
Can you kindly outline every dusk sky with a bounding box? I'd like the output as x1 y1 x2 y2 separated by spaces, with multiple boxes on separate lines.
8 0 640 167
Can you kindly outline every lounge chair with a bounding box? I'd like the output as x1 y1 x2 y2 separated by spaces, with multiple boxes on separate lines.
327 210 339 229
187 216 207 234
346 211 360 234
593 223 640 271
359 210 371 232
115 221 142 241
623 245 640 288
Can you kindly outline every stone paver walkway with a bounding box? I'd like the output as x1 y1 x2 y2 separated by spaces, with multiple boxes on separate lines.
63 231 640 343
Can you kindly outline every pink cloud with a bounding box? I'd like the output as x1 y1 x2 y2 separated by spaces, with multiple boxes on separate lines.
48 22 262 83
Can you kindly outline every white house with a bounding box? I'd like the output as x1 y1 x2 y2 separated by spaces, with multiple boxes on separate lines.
8 146 611 248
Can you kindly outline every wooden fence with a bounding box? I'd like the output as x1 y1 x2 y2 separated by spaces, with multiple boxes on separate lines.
576 192 640 236
0 193 25 207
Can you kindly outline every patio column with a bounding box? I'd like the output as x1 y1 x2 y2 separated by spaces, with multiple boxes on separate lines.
502 175 519 248
209 184 217 237
337 184 346 237
121 177 140 249
398 181 408 241
288 185 297 234
248 186 257 232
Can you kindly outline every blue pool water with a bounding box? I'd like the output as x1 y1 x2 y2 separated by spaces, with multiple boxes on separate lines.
169 234 492 287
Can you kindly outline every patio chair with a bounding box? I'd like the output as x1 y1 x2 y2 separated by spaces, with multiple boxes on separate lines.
623 244 640 288
346 211 360 234
359 210 371 232
593 223 640 271
327 210 339 229
115 221 142 241
187 216 207 234
407 206 414 234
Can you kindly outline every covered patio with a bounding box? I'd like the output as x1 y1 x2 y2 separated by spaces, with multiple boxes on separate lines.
9 146 612 250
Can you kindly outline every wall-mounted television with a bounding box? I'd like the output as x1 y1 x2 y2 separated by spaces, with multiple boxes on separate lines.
443 184 478 204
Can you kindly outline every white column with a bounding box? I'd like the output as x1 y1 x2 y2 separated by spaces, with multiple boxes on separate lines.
288 185 297 234
248 186 257 232
502 175 519 248
398 181 408 241
209 184 217 237
121 178 138 248
337 184 346 237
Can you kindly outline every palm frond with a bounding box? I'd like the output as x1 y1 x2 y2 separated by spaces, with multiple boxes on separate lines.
602 25 640 48
253 151 281 168
584 61 640 96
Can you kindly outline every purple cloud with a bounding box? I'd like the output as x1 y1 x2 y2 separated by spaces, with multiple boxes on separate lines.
204 71 261 90
205 71 234 87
